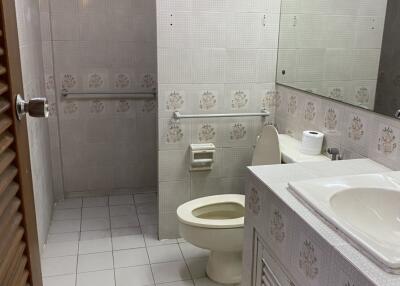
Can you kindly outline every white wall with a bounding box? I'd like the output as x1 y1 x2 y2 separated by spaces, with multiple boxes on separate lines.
15 0 54 252
156 0 281 238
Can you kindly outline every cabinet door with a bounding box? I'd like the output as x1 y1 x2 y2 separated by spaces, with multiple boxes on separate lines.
260 258 282 286
253 237 282 286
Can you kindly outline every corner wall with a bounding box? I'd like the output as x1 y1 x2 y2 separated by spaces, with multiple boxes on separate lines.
156 0 281 238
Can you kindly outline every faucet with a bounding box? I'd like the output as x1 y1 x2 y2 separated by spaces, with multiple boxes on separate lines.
327 148 342 161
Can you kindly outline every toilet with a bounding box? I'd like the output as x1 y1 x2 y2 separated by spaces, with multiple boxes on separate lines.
176 125 281 284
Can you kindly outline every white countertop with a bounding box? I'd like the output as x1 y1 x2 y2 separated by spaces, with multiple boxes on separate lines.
278 134 330 163
247 159 400 285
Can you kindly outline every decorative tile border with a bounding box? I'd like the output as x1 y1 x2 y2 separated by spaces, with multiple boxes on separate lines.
114 73 131 89
88 73 105 89
304 101 317 122
287 95 297 115
198 123 216 142
377 124 398 157
166 119 184 143
116 100 130 113
347 114 365 142
199 90 217 111
140 73 157 90
90 100 105 114
61 73 77 90
63 101 78 115
231 90 249 110
324 107 338 131
166 90 185 111
248 187 260 215
230 122 247 141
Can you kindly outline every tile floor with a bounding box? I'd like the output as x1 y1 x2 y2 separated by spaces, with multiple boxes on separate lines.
42 193 236 286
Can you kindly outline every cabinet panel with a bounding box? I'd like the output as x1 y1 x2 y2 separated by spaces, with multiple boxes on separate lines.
254 232 297 286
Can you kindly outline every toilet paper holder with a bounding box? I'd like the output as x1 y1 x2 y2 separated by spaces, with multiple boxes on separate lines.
190 143 215 171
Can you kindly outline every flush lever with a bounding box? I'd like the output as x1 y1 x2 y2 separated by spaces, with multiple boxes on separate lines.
16 94 49 120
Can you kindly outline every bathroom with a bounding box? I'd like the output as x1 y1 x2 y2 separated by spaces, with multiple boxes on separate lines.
0 0 399 285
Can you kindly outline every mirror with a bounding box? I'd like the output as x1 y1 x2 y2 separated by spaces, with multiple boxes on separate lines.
276 0 400 118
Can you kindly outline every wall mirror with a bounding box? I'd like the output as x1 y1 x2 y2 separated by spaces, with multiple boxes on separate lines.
276 0 400 119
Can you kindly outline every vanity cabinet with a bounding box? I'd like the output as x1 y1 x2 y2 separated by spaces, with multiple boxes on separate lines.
242 173 377 286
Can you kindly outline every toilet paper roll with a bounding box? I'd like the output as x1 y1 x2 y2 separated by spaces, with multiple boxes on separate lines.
300 131 324 155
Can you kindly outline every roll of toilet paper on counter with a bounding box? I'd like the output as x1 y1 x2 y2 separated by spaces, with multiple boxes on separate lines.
300 131 324 155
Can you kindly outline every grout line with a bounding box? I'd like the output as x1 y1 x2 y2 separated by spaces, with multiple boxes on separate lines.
107 196 117 286
75 207 83 286
178 242 196 282
134 194 156 285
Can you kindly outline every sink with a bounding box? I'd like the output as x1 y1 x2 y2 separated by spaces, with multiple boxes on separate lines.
289 173 400 273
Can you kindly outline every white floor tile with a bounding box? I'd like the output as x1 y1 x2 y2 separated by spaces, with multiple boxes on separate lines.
134 193 157 204
81 218 110 231
186 258 207 279
109 195 134 206
77 269 115 286
43 274 76 286
49 220 81 234
42 256 77 277
79 230 112 254
142 225 177 247
138 214 157 226
112 228 145 250
156 281 194 286
43 241 79 258
147 244 183 264
115 265 154 286
111 215 140 228
47 232 80 243
151 261 191 284
136 202 157 214
55 198 82 210
82 206 109 219
110 205 136 217
179 243 209 260
83 196 108 207
77 252 113 273
113 248 149 268
53 209 82 221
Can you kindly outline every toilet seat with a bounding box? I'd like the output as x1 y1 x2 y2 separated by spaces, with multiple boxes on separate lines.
177 194 245 229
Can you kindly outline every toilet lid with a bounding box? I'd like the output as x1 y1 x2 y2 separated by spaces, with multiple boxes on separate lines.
177 194 245 229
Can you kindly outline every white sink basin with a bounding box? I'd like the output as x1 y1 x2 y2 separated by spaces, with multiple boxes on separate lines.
289 173 400 273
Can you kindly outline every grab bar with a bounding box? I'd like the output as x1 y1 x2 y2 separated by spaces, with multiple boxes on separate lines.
62 89 157 99
173 110 270 119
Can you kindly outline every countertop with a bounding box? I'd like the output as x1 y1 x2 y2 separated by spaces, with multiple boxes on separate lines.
248 159 400 285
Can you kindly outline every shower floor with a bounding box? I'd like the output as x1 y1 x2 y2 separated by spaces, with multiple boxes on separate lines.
41 194 237 286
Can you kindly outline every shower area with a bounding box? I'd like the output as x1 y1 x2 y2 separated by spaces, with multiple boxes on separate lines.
43 0 158 200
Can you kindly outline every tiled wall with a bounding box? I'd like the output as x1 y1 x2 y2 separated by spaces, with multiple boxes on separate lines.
156 0 281 238
276 84 400 171
277 0 387 110
15 0 54 252
44 0 158 197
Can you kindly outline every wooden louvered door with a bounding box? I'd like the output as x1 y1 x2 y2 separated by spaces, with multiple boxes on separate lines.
0 1 43 286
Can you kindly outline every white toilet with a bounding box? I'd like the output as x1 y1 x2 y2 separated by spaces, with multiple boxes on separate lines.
176 125 281 284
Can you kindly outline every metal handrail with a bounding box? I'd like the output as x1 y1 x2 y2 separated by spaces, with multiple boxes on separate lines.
173 109 270 119
62 89 157 99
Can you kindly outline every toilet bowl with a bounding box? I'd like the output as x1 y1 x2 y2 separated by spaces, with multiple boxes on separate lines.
177 194 245 284
176 125 281 284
